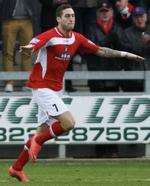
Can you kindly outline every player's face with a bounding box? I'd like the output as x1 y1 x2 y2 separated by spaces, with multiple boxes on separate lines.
57 8 75 31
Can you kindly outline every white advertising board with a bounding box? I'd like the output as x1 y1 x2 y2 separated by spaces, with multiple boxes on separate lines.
0 96 150 144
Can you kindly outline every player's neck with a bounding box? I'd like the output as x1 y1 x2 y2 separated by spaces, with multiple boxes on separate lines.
57 26 72 38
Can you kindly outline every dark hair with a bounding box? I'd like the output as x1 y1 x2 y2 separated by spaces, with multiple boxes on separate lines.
56 4 73 18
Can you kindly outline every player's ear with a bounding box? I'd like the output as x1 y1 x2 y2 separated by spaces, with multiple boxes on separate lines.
56 17 61 23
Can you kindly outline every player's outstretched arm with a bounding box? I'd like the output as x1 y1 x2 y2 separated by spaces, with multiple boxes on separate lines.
96 47 145 62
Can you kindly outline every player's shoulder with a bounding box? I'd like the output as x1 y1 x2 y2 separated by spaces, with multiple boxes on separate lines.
44 28 57 37
73 31 82 37
36 27 59 39
73 31 86 41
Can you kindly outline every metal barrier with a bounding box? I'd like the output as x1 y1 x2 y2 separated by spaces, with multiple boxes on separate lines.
0 71 150 93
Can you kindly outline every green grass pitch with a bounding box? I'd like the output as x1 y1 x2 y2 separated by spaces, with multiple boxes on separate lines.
0 160 150 186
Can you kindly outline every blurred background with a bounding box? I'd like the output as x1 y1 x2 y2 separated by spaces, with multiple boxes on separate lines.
0 0 150 160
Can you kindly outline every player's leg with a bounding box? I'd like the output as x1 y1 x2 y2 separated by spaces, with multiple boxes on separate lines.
8 106 48 181
8 88 75 181
29 111 75 161
32 110 75 146
8 136 33 182
28 88 75 161
55 110 75 131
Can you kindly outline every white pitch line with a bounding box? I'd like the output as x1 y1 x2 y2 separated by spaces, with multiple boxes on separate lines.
0 180 9 183
1 178 150 183
24 178 150 183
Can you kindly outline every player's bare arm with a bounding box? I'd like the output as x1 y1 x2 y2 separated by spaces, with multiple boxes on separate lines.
96 47 145 62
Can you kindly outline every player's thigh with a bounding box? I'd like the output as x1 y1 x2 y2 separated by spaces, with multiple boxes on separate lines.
32 88 69 123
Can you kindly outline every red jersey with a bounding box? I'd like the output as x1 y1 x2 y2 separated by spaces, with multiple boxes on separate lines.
27 27 99 91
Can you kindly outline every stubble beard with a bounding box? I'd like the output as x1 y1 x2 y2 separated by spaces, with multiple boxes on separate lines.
63 24 75 31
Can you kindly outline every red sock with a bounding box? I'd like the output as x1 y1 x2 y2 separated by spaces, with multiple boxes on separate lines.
12 122 65 170
35 121 65 145
12 136 33 171
28 121 66 160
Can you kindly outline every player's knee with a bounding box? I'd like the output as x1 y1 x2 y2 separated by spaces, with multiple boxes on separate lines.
57 111 75 131
68 119 75 130
62 118 75 131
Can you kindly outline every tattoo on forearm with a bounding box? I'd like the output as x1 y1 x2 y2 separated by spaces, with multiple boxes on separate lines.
97 47 122 58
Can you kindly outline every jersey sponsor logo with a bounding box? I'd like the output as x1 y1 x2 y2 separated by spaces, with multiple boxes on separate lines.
55 52 71 61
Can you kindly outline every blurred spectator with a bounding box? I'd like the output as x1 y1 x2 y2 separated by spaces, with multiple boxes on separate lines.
0 0 41 92
86 0 124 92
69 0 97 35
141 0 150 23
39 0 55 32
114 0 136 28
39 0 68 32
129 0 142 6
121 6 150 91
141 0 150 7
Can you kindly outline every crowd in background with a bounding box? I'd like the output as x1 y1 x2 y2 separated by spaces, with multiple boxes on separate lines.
0 0 150 92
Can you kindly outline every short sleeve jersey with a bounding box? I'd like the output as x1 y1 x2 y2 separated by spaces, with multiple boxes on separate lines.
27 27 100 91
